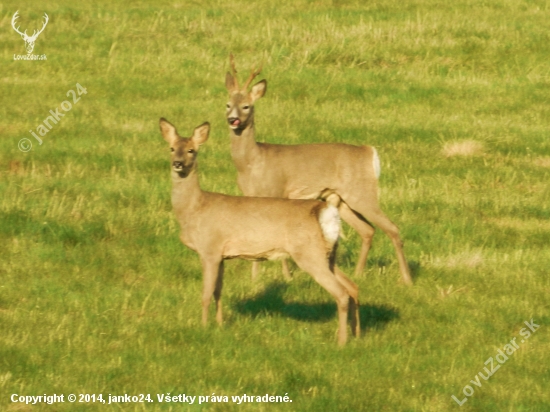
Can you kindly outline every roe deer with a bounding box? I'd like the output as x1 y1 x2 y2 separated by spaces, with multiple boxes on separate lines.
160 117 360 346
225 55 413 286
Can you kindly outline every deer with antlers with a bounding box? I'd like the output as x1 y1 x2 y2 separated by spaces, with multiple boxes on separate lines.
160 118 360 346
11 11 49 54
225 55 413 286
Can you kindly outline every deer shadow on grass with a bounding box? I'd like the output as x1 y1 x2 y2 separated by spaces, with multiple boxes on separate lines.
234 282 399 332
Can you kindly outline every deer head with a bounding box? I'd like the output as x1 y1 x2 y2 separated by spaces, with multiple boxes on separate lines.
12 11 49 54
160 118 210 178
225 54 266 131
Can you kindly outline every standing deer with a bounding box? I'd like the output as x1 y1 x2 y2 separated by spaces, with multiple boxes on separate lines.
160 118 360 346
225 56 413 286
11 11 49 54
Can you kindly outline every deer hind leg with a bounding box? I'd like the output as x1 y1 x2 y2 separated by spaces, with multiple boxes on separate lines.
366 210 412 286
201 256 224 326
291 251 350 346
328 238 360 337
334 266 360 337
347 196 413 286
339 202 376 278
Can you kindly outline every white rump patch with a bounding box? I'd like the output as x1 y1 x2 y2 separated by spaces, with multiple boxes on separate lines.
319 205 341 245
372 147 381 179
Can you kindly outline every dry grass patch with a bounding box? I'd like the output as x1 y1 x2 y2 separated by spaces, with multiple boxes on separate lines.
487 217 550 232
533 156 550 168
432 251 484 269
442 140 484 157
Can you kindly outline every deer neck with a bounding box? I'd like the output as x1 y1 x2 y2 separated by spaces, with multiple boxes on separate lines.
230 113 261 172
170 167 203 219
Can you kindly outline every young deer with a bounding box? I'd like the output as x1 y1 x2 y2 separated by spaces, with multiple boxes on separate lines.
225 56 413 286
160 118 360 346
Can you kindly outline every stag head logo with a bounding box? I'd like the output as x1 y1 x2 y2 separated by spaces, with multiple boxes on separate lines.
11 11 49 54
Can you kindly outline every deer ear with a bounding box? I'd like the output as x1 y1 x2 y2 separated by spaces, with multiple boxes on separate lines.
249 80 267 102
159 118 179 146
225 72 237 91
192 122 210 148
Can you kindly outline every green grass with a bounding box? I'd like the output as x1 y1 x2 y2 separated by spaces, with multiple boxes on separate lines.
1 0 549 410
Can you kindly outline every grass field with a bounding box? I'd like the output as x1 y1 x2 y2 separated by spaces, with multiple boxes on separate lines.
1 0 549 410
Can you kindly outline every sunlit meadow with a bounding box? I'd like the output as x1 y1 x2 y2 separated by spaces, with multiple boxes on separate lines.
0 0 549 410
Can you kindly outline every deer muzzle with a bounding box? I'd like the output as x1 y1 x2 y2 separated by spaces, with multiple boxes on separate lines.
227 117 241 129
172 161 184 171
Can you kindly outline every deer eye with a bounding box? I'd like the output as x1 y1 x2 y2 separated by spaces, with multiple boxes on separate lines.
243 105 250 110
226 103 230 109
170 148 174 152
187 149 195 154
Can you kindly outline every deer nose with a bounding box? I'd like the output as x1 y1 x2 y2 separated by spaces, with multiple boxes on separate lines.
228 117 241 126
173 161 184 169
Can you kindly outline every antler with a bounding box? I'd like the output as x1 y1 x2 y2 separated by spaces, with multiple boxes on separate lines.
229 53 240 89
229 54 263 91
11 11 27 37
242 61 263 91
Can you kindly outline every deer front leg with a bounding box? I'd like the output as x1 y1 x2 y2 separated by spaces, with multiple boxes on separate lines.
281 259 292 280
252 260 292 281
201 257 223 326
214 261 224 325
251 261 260 281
